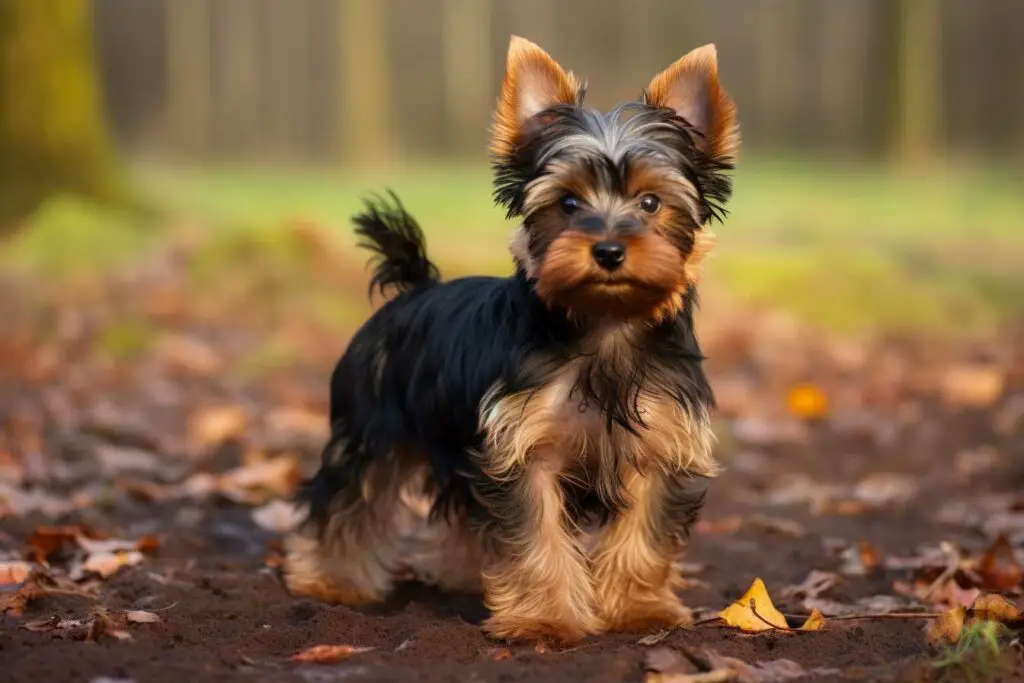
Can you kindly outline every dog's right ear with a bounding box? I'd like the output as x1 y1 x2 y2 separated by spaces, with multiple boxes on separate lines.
490 36 582 161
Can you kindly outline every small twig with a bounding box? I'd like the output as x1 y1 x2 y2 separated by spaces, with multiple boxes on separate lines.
691 615 723 627
828 611 941 621
749 600 800 632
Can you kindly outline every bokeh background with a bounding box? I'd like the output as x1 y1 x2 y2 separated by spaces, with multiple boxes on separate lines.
2 0 1023 365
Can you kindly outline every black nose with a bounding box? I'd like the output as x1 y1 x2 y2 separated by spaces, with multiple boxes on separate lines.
591 240 626 270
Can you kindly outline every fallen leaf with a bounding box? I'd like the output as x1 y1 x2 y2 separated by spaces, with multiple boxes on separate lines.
78 551 144 579
780 570 840 600
704 649 818 683
786 384 829 420
489 647 512 661
720 578 788 632
25 526 93 563
288 644 374 664
969 593 1023 626
976 535 1022 591
643 648 698 682
187 405 248 457
185 455 301 506
798 609 825 632
86 608 133 642
941 364 1005 408
0 561 32 585
928 606 966 644
251 500 306 534
852 473 917 506
747 514 806 538
838 540 882 576
125 610 161 624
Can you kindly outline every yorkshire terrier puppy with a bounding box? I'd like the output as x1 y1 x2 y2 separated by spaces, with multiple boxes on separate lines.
283 36 740 644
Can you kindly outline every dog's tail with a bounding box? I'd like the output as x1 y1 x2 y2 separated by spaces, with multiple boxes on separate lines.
352 191 441 298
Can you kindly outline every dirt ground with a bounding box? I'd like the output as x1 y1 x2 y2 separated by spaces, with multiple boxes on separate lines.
1 240 1023 682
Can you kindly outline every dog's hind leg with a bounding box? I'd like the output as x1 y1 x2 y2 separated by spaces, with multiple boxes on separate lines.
282 456 414 606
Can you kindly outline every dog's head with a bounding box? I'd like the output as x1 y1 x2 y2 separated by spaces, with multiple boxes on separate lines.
492 36 739 323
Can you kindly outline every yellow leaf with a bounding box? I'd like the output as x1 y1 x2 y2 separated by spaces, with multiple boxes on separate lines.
719 578 788 632
928 606 966 645
786 384 829 420
969 593 1023 625
799 608 826 631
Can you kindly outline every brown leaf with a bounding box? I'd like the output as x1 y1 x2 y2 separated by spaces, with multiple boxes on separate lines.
838 540 882 576
643 647 698 681
0 578 41 616
969 593 1023 626
78 551 144 579
780 570 840 601
25 526 95 563
86 608 132 642
289 644 374 664
720 578 788 632
186 455 301 506
489 647 513 661
704 649 814 683
187 405 248 456
976 535 1022 591
941 364 1005 408
0 561 32 585
927 606 966 645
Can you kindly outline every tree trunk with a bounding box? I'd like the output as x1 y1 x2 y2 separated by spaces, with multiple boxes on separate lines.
0 0 132 229
889 0 943 166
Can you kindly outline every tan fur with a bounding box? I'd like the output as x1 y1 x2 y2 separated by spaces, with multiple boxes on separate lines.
282 460 486 604
479 328 718 639
481 461 600 643
645 44 741 164
491 36 582 160
591 469 692 631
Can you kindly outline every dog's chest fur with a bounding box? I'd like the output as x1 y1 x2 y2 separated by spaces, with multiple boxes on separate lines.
481 324 718 493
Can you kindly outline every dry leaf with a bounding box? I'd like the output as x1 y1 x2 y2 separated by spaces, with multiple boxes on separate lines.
780 570 840 601
187 405 248 456
289 644 374 664
928 606 966 644
251 500 306 534
941 365 1005 407
969 593 1023 625
79 551 144 579
489 647 512 661
643 648 698 682
0 561 32 585
976 535 1022 591
125 610 162 624
838 541 882 576
798 609 825 631
186 455 301 506
704 649 816 683
719 578 788 632
786 384 829 420
638 630 672 646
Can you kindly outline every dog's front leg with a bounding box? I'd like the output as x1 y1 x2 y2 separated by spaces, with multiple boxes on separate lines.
591 466 709 633
477 455 600 645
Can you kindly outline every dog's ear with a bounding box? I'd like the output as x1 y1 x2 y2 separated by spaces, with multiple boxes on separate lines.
644 44 740 164
490 36 582 160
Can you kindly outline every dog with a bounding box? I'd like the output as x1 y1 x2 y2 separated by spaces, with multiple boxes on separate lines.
282 35 739 645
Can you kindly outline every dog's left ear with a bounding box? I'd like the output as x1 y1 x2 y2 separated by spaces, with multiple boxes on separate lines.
490 36 582 160
644 44 740 165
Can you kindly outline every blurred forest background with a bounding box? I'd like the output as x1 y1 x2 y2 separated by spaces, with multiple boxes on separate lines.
2 0 1023 337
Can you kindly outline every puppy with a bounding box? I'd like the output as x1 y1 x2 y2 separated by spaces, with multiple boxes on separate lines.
283 35 739 645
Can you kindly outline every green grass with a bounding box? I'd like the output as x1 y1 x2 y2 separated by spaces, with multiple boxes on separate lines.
3 158 1023 334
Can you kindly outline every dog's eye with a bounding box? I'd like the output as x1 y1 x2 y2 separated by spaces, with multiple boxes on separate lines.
639 194 661 214
559 195 580 214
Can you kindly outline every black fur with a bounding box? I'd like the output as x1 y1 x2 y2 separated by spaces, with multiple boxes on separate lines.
299 194 714 536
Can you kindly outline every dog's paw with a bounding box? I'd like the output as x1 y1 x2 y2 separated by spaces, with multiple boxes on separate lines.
599 592 693 633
